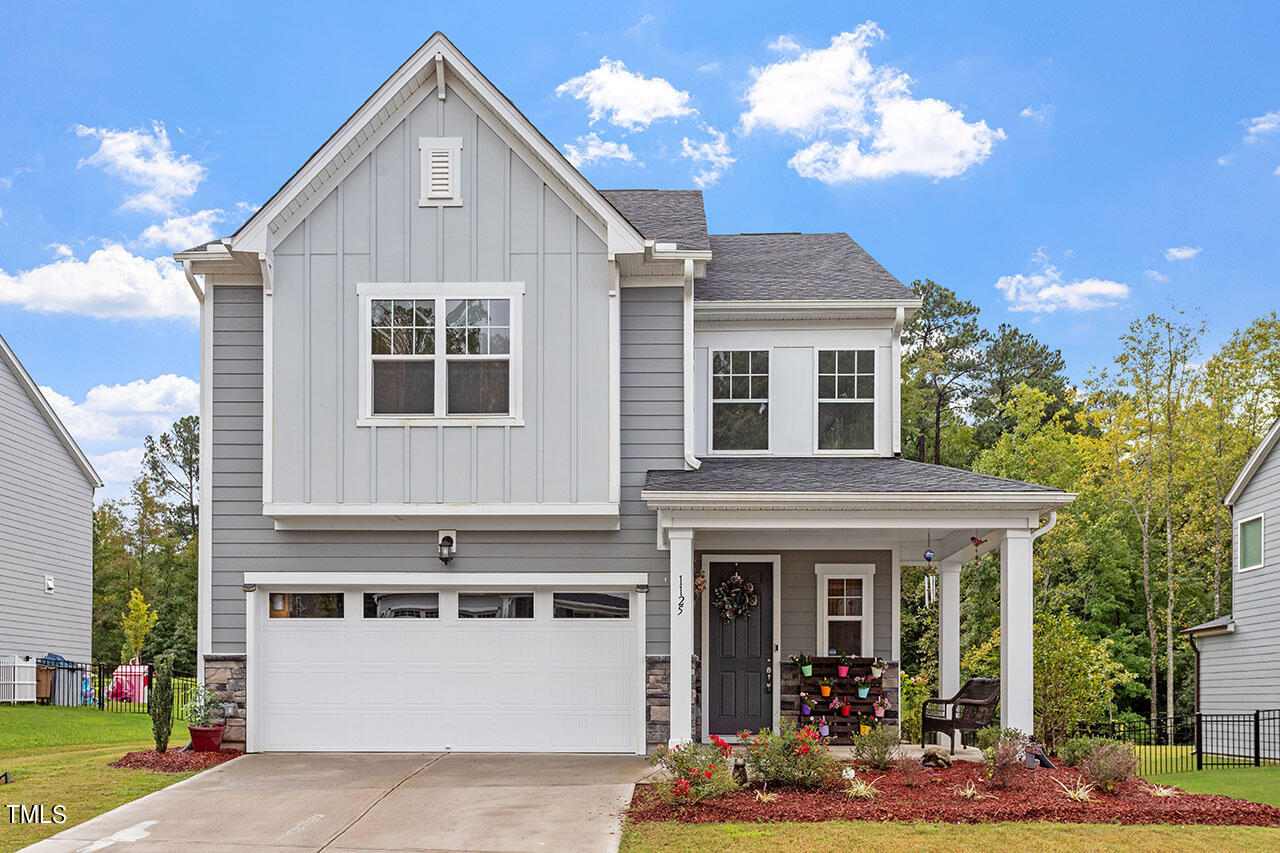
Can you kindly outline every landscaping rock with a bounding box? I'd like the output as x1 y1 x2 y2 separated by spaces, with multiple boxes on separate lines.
922 746 953 768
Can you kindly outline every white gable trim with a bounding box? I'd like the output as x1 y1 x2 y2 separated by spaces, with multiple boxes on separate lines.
0 333 102 488
230 32 645 259
1225 417 1280 507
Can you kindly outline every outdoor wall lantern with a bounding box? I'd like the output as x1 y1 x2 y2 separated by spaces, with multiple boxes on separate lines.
438 530 456 565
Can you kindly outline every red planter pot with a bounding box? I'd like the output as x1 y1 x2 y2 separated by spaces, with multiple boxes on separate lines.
189 724 226 752
836 665 850 677
839 705 851 717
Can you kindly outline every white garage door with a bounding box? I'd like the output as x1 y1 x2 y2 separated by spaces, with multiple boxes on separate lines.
253 585 643 753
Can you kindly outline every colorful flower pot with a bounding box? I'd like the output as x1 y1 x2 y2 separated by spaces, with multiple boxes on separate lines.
857 686 870 699
819 685 832 697
800 664 813 677
189 724 226 752
836 665 850 677
874 705 885 718
871 667 884 679
819 724 830 736
860 724 871 736
840 705 851 717
800 701 812 715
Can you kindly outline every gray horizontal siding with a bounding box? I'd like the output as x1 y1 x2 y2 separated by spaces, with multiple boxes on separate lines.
0 352 93 661
209 284 685 655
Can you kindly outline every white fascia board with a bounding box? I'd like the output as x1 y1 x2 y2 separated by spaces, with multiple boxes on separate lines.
694 299 923 323
641 489 1075 511
1225 417 1280 506
0 332 102 488
229 33 645 258
656 508 1049 532
243 571 649 588
1184 622 1235 638
263 501 620 531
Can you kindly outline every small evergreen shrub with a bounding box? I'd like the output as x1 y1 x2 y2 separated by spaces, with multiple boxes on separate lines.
1079 741 1139 793
975 725 1026 752
148 653 174 753
739 720 841 788
850 724 900 770
1060 736 1118 766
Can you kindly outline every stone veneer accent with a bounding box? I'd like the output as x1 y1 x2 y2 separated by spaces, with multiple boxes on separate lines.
203 653 247 749
645 655 700 749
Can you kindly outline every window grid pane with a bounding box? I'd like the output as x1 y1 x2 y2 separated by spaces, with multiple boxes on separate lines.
371 298 434 356
445 299 511 355
817 349 874 401
712 350 768 401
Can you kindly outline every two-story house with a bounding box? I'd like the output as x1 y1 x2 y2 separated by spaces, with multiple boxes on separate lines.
1184 418 1280 733
178 33 1072 753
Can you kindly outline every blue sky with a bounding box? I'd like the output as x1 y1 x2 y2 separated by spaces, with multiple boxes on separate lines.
1 1 1277 499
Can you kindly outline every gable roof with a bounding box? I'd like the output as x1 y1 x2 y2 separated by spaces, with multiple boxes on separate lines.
643 457 1068 496
698 233 916 302
218 32 645 259
0 333 102 488
1182 615 1235 636
1225 417 1280 507
599 190 709 251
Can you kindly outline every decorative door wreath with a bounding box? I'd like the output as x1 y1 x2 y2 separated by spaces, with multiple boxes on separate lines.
712 572 759 622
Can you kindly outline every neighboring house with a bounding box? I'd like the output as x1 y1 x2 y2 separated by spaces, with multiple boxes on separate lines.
0 332 101 663
1185 418 1280 723
177 32 1072 754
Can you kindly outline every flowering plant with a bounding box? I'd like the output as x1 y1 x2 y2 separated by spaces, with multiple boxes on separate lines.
852 676 873 688
789 652 813 668
838 653 854 668
738 720 840 787
828 695 843 710
647 740 738 803
817 677 834 687
873 694 891 711
872 657 887 670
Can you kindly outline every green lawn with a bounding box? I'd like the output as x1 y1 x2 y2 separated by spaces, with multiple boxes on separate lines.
621 822 1280 852
0 705 196 852
1146 765 1280 807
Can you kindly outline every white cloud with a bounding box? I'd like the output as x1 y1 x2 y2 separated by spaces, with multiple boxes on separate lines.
0 165 33 190
1163 245 1202 261
556 58 695 130
680 126 736 187
76 121 205 215
563 133 638 168
767 35 804 53
1217 154 1234 166
740 23 1004 183
0 243 196 319
40 374 199 443
994 259 1129 313
1019 104 1053 123
89 447 146 498
1244 109 1280 142
1274 164 1280 176
1144 269 1170 283
138 208 225 249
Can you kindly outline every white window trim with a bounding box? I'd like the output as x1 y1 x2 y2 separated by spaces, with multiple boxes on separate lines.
812 347 878 456
356 281 524 427
1238 512 1265 572
815 563 876 657
418 136 463 207
706 347 773 455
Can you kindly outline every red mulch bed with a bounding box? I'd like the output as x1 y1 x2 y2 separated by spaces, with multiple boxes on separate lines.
110 748 243 773
629 760 1280 827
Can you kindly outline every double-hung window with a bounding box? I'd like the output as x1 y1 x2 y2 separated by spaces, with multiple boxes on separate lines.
711 349 769 451
1239 514 1264 572
816 564 875 656
816 349 874 451
359 283 522 423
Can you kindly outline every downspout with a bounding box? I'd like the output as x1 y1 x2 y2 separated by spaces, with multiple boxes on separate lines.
682 258 701 470
184 259 210 683
183 260 205 303
1030 510 1057 541
891 306 904 457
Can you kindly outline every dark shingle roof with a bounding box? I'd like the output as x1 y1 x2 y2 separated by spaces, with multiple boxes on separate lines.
699 233 914 301
643 457 1065 495
599 189 709 251
1182 615 1235 635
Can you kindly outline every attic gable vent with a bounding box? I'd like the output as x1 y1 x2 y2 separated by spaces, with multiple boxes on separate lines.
419 137 463 206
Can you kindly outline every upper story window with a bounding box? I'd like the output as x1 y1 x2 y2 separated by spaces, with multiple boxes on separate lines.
711 350 769 451
816 349 874 451
1239 514 1264 572
358 282 523 425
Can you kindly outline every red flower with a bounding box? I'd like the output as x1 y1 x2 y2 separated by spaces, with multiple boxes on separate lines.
673 779 692 797
705 768 714 779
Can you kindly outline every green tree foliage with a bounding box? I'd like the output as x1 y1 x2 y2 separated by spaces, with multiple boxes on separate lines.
971 323 1070 449
150 652 174 752
963 611 1134 753
143 414 199 539
120 588 158 663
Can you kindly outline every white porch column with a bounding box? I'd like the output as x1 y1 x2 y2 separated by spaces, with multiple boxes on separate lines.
937 560 963 748
668 529 695 746
999 529 1035 733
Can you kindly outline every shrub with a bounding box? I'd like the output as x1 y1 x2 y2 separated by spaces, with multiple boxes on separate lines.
1060 736 1117 766
148 653 174 753
1054 776 1095 802
1079 741 1139 793
898 672 930 744
739 720 841 788
647 739 738 803
183 684 225 728
982 728 1026 789
845 777 881 800
974 725 1025 752
850 724 900 770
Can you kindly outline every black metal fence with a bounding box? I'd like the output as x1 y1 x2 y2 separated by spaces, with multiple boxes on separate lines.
33 658 197 720
1075 709 1280 776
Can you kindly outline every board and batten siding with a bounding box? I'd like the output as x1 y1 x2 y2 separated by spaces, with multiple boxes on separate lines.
1198 440 1280 713
209 285 685 654
0 354 93 661
267 87 609 507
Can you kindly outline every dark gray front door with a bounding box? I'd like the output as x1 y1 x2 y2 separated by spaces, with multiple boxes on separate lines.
707 561 773 735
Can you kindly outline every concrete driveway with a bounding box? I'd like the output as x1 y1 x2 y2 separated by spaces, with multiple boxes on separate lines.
25 752 651 853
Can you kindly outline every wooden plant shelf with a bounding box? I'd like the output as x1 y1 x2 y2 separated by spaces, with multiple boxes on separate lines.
780 656 896 744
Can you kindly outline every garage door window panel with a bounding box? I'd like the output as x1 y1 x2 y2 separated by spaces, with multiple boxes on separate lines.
458 592 534 619
553 592 630 619
268 592 345 619
363 592 440 618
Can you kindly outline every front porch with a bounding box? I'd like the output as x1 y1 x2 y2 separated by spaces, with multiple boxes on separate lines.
641 456 1075 749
